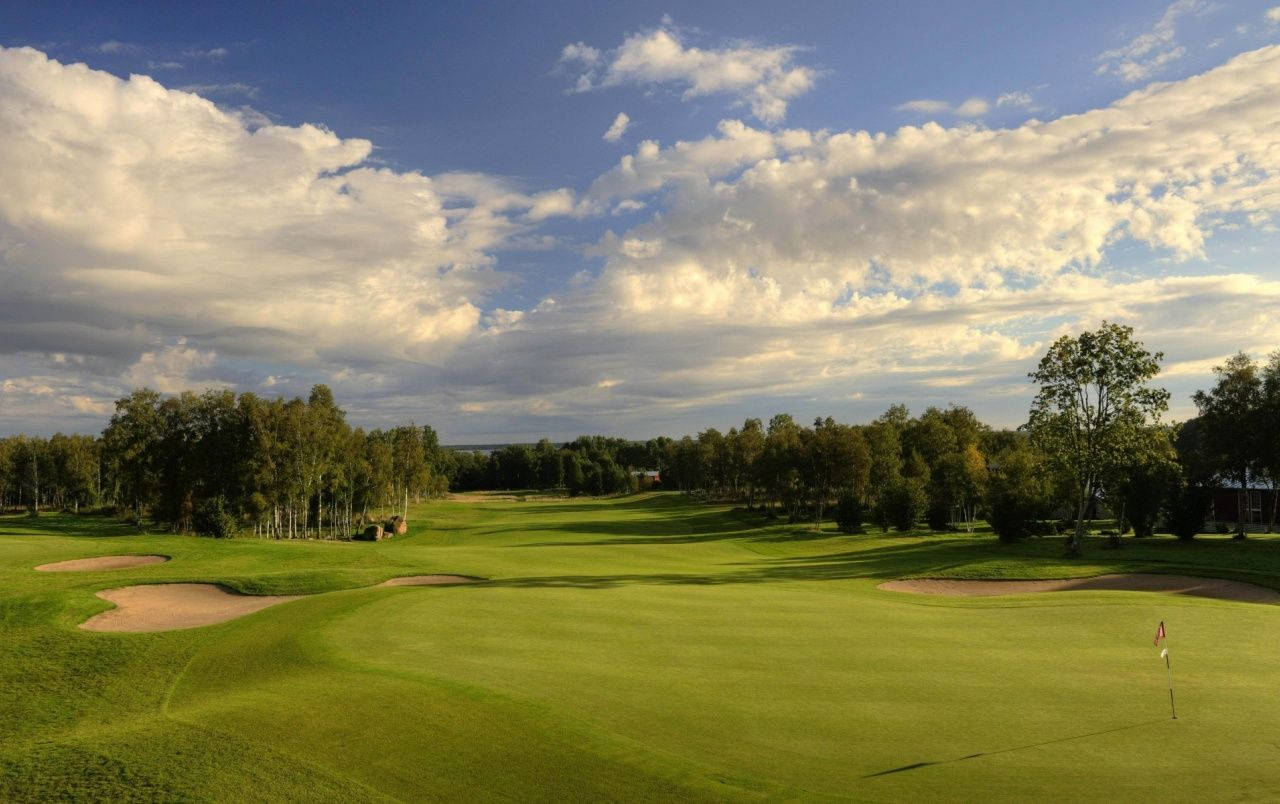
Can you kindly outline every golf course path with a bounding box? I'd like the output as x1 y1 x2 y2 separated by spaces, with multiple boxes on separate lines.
36 554 169 572
380 574 483 586
878 573 1280 604
81 584 304 632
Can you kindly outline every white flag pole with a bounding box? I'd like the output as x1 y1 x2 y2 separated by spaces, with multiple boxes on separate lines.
1163 626 1177 720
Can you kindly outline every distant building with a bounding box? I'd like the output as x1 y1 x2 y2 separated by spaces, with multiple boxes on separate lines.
633 469 662 489
1208 485 1277 533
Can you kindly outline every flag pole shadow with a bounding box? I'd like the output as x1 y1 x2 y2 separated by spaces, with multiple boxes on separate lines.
861 719 1169 779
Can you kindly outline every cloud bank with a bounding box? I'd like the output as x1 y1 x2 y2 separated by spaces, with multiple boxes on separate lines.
2 41 1280 437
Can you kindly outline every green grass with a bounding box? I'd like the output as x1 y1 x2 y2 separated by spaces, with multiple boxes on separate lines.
2 494 1279 801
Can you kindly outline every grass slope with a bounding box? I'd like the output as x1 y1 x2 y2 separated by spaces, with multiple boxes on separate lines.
2 495 1279 801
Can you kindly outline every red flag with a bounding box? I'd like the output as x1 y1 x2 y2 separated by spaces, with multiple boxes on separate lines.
1154 621 1165 646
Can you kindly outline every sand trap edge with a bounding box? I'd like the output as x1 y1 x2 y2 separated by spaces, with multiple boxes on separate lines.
77 574 483 632
36 555 170 572
80 583 304 633
877 573 1280 604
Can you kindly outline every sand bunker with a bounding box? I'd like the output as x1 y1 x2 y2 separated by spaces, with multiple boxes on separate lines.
878 573 1280 604
380 574 483 586
78 575 480 632
36 555 169 572
80 584 304 632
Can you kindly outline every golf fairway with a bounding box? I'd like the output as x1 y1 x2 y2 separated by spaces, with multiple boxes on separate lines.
3 494 1278 801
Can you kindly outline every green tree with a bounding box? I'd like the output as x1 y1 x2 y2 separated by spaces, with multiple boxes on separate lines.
835 490 864 533
1107 427 1181 538
101 388 164 523
1163 418 1215 540
804 418 869 530
1193 353 1263 539
877 476 926 532
986 445 1054 542
534 439 563 490
761 415 803 517
863 415 903 510
562 451 586 496
734 418 765 507
0 438 14 509
1261 352 1280 531
1027 322 1169 556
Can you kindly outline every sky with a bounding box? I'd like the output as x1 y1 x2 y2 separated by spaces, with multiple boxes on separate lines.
2 0 1280 441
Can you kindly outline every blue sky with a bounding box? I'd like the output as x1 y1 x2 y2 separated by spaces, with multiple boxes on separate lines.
2 1 1280 440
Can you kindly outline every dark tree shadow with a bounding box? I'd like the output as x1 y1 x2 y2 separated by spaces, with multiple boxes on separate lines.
478 539 988 589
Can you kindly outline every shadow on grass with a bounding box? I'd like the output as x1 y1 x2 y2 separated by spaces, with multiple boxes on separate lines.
0 513 142 539
481 539 985 589
861 718 1169 778
483 531 1280 592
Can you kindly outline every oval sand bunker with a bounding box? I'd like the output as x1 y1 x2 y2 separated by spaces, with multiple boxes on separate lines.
81 584 303 632
878 573 1280 604
380 574 483 586
36 555 169 572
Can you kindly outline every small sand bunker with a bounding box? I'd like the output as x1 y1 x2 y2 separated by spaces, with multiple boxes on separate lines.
879 573 1280 604
81 584 303 632
36 555 169 572
380 574 483 586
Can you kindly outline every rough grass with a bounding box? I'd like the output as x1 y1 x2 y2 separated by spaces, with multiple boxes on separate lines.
2 495 1279 801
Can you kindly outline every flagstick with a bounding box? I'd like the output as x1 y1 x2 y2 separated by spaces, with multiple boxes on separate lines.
1164 637 1177 720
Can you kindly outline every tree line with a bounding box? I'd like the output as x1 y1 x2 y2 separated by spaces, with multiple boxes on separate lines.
0 325 1276 547
0 386 447 538
428 325 1280 550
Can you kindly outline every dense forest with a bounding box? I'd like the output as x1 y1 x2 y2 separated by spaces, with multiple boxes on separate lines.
1 331 1278 543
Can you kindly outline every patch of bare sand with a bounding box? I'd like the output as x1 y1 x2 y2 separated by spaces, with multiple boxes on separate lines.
80 584 303 632
380 574 483 586
878 574 1280 604
36 555 169 572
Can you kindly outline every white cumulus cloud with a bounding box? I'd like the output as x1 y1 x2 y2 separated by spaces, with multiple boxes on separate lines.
4 42 1280 438
592 45 1280 306
0 46 573 424
560 23 817 124
436 44 1280 435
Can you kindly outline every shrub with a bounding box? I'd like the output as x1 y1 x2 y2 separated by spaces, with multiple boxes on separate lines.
194 497 238 539
1164 482 1211 540
835 491 864 534
1031 519 1062 537
925 499 952 531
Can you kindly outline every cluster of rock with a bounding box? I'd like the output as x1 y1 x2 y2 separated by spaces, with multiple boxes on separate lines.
354 515 410 542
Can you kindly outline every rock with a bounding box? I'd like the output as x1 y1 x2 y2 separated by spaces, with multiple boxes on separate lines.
356 524 384 542
384 515 408 536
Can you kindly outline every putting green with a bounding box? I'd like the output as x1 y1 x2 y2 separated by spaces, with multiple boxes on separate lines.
3 494 1279 801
